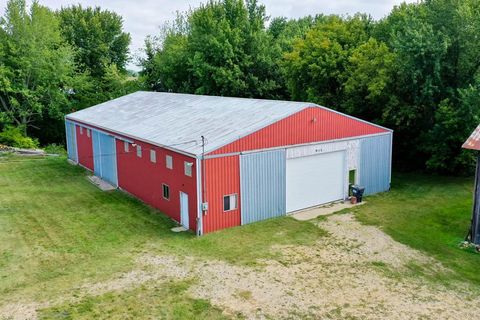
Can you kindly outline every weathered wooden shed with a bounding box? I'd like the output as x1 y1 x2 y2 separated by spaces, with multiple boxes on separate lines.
65 91 393 234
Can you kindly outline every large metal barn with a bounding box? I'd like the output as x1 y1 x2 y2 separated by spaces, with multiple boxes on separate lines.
65 91 393 234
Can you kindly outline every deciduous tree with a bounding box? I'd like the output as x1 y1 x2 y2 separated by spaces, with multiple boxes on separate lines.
0 0 75 135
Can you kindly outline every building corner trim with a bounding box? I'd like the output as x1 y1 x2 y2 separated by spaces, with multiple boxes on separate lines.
196 156 203 236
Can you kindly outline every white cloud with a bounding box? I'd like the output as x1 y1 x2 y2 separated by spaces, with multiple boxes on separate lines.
0 0 415 70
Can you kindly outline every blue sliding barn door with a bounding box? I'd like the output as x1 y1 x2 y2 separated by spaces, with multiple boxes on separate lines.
240 149 286 225
359 133 392 195
65 120 77 162
92 130 118 186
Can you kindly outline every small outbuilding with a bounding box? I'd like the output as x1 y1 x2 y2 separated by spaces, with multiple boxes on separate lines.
65 91 393 234
462 124 480 244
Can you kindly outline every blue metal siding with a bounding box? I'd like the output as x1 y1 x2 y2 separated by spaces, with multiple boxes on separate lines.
240 149 286 225
65 120 77 162
359 133 392 195
92 129 118 186
92 130 101 176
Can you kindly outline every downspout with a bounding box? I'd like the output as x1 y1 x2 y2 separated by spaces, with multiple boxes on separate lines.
196 155 203 236
196 135 207 236
202 135 207 213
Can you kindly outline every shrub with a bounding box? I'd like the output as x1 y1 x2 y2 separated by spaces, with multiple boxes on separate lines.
0 126 39 149
44 144 66 155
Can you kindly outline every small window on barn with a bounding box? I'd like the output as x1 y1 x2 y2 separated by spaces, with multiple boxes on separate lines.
124 141 129 153
80 127 83 135
166 155 173 169
184 161 192 177
162 184 170 200
87 129 90 138
150 149 156 163
136 145 142 158
223 194 237 212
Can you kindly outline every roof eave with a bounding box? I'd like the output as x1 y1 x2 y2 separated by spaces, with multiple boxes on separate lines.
66 116 199 158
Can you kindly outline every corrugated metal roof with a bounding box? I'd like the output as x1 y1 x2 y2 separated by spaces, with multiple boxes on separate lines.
66 91 388 156
66 91 315 155
463 124 480 151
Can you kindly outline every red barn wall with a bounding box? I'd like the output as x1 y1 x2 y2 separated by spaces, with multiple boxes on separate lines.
75 125 94 171
115 139 198 232
208 107 389 155
71 119 198 232
202 155 241 233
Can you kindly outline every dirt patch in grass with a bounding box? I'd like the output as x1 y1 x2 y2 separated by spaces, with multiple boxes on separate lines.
140 213 480 319
0 302 42 320
2 213 480 319
38 280 229 320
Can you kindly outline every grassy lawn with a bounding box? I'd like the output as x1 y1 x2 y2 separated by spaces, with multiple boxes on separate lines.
39 280 230 320
0 155 323 318
2 155 480 318
353 173 480 286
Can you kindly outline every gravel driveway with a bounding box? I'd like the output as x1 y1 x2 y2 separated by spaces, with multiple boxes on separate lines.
2 213 480 319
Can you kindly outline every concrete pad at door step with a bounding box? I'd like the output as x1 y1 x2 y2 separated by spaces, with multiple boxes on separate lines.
171 226 188 233
290 200 365 221
87 175 116 191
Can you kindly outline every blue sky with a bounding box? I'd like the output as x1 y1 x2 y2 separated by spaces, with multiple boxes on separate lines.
0 0 415 70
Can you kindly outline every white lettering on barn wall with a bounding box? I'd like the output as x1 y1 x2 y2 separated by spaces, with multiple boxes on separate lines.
287 139 359 169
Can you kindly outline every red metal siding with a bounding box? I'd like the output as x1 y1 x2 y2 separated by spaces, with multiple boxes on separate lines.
209 107 389 155
116 139 198 232
203 155 241 233
71 119 198 232
75 125 94 171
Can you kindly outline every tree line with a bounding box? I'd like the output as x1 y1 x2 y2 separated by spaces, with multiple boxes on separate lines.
0 0 139 147
1 0 479 174
141 0 480 174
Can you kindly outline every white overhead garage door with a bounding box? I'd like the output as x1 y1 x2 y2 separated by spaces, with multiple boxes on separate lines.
286 151 346 213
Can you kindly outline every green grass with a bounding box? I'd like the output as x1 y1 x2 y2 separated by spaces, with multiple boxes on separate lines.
353 173 480 286
3 155 480 317
38 280 230 320
0 156 323 315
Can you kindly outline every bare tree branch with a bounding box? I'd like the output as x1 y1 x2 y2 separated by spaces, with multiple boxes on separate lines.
0 94 22 126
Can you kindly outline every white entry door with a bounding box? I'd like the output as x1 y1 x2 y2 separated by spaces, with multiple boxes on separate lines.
286 151 345 213
179 192 189 229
